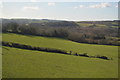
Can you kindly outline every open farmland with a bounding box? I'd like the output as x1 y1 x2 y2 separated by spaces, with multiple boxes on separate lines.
1 2 119 79
2 33 118 78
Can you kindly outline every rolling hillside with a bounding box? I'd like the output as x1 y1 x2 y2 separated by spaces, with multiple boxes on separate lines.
2 33 118 78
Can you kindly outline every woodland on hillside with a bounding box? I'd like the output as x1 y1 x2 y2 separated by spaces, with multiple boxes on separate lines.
2 19 120 46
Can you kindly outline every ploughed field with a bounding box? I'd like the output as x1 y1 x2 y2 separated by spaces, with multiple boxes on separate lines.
2 33 118 78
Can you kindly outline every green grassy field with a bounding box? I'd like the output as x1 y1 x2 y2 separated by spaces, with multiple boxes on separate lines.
0 48 2 79
2 33 118 78
76 22 108 28
76 23 93 27
0 34 2 79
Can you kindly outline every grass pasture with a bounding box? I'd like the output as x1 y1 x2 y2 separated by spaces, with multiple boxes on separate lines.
2 33 118 78
76 22 93 27
3 47 118 78
76 22 108 28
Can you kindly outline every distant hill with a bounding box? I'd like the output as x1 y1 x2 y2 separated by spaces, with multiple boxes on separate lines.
1 18 119 46
1 18 119 28
1 18 79 28
76 20 119 28
29 21 79 27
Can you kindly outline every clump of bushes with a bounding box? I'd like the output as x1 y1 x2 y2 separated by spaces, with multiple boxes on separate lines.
79 53 89 57
95 55 110 60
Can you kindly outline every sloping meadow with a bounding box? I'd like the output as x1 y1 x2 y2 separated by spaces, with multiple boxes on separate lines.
2 33 118 78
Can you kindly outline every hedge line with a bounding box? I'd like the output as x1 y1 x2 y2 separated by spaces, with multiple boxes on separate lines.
2 41 111 60
2 41 68 54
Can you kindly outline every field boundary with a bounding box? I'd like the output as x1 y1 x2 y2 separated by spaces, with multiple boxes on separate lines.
2 41 112 60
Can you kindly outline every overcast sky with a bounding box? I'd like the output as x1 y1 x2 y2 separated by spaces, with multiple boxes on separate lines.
0 1 119 21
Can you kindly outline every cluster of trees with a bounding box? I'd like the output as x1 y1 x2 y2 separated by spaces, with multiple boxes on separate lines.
2 21 119 46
